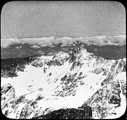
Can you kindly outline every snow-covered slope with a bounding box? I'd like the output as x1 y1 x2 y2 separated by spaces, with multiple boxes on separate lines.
1 47 126 119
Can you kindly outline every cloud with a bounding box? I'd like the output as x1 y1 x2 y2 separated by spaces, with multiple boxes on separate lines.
16 46 22 49
1 35 126 48
31 45 40 49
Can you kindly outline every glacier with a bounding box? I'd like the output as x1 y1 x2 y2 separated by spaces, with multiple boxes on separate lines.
1 46 126 119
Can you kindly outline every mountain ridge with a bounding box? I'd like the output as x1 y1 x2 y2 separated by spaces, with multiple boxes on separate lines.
1 46 126 119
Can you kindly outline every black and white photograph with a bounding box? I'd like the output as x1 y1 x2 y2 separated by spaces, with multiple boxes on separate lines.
1 1 126 119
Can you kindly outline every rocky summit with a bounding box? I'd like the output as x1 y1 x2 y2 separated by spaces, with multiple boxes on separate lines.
1 45 126 119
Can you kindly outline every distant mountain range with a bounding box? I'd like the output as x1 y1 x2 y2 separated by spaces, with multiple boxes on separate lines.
1 41 126 59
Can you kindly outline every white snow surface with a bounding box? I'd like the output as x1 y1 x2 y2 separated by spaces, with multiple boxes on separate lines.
1 48 126 119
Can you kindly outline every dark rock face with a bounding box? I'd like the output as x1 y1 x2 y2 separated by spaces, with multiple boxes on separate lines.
1 42 126 119
1 83 15 109
32 106 92 119
83 78 123 119
19 104 33 119
120 79 126 97
1 55 38 78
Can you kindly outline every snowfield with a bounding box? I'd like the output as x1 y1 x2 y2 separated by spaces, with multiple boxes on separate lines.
1 47 126 119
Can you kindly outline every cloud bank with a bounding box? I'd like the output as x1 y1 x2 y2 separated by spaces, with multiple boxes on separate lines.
1 35 126 48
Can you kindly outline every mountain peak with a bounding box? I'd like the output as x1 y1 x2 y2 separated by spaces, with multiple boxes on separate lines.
1 47 126 119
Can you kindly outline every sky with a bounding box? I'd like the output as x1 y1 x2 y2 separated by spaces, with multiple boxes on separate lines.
1 1 126 39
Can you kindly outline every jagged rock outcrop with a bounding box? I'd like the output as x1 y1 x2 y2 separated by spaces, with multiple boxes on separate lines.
1 83 15 115
32 106 92 119
1 45 126 119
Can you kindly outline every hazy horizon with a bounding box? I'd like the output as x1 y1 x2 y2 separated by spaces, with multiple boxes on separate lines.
1 1 126 39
